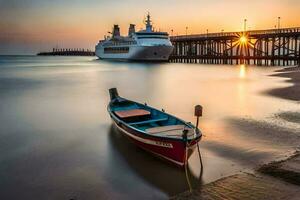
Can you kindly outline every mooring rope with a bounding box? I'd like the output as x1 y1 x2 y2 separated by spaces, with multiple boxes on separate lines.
184 139 204 193
184 142 193 193
196 141 204 177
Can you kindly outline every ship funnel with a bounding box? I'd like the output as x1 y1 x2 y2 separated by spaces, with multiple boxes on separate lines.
128 24 136 36
145 13 153 32
109 88 119 101
112 25 120 38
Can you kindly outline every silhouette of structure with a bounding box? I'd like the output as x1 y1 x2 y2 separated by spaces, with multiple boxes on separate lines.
37 48 95 56
170 27 300 66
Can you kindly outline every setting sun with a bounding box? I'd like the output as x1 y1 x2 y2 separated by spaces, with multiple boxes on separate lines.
239 35 248 44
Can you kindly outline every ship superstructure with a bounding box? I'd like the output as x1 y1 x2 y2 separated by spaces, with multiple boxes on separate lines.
95 14 174 61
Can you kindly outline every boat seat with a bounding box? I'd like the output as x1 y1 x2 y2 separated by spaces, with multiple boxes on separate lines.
114 109 150 119
146 125 185 134
146 125 194 138
128 117 168 125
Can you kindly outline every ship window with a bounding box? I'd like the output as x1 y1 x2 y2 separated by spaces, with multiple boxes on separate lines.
104 47 129 54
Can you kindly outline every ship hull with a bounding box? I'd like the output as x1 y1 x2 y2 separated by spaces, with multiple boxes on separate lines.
95 45 174 61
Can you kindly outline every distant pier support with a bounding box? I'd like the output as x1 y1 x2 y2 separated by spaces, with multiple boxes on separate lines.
37 48 95 56
169 27 300 66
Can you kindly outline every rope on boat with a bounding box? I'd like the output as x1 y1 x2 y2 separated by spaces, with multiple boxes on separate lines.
182 129 192 192
196 141 204 177
184 140 204 193
184 141 193 192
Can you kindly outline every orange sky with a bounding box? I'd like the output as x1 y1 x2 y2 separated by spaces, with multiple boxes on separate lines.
1 0 300 54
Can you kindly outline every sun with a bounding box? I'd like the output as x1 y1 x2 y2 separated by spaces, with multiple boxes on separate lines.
239 35 248 44
229 32 255 57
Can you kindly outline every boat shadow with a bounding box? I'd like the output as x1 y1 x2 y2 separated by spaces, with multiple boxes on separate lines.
107 125 203 196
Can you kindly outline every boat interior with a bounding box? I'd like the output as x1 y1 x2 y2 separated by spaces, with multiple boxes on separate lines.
110 99 195 139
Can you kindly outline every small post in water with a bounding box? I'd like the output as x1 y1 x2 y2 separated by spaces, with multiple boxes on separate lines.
194 105 203 128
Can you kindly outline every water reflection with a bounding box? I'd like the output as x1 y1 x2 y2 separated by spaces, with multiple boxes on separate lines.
237 65 247 114
107 125 203 196
0 56 298 199
239 64 246 79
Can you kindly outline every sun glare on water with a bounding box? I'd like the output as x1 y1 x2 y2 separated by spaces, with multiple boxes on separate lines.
239 64 246 79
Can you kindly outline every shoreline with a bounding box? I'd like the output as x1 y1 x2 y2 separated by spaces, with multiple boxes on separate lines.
172 66 300 199
172 152 300 200
266 65 300 102
258 151 300 186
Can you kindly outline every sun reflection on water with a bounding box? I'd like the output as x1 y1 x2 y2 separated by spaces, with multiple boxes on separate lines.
239 64 246 79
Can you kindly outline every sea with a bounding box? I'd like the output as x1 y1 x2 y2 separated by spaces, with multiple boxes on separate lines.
0 56 299 199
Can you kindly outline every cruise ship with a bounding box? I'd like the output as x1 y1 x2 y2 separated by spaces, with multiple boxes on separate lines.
95 14 174 61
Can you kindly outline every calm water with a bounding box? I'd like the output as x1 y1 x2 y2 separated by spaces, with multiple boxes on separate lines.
0 56 299 199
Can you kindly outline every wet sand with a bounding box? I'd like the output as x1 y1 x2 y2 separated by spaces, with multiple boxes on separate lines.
172 173 300 200
258 151 300 186
275 111 300 124
267 66 300 101
172 152 300 200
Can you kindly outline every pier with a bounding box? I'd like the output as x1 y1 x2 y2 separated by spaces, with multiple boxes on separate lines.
37 48 95 56
169 27 300 66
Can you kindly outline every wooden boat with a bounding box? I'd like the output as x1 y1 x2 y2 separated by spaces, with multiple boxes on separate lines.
107 88 202 167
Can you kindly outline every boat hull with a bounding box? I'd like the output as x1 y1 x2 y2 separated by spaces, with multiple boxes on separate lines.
112 120 199 167
95 45 174 61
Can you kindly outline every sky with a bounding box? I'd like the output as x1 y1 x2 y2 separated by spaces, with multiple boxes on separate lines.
0 0 300 55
